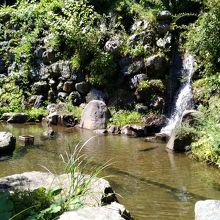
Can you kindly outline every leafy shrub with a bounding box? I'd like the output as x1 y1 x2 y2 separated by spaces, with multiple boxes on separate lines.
186 0 220 76
109 109 143 126
191 96 220 167
138 79 165 93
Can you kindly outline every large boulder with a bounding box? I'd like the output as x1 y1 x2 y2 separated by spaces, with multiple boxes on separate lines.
80 100 110 130
59 202 132 220
0 171 117 207
0 132 16 155
195 200 220 220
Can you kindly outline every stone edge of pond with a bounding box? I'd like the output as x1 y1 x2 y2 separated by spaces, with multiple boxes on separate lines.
0 171 133 220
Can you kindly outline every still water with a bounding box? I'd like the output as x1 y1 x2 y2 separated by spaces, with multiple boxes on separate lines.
1 122 220 220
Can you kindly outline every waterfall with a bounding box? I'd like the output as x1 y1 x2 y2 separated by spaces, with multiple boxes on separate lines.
161 52 195 135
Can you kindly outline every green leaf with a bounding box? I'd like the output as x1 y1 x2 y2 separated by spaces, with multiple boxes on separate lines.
49 187 63 197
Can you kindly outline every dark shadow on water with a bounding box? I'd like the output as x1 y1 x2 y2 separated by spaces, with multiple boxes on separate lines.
139 146 159 152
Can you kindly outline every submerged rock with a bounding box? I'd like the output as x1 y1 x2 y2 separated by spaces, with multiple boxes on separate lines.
80 100 110 130
0 132 16 155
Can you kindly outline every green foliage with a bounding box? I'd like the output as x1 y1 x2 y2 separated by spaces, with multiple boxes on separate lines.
0 79 25 114
138 79 165 93
191 96 220 167
27 107 47 120
87 52 116 87
193 75 220 105
63 103 83 120
186 0 220 76
109 109 143 126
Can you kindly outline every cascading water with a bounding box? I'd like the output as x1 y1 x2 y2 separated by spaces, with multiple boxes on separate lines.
161 52 195 135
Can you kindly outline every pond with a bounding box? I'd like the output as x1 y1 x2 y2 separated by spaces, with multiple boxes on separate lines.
1 122 220 220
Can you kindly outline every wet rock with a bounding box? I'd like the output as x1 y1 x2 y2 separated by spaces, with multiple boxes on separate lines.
121 125 147 137
107 125 121 135
75 81 90 94
93 129 108 135
171 132 192 152
195 200 220 220
7 113 28 123
80 100 110 130
104 36 121 53
59 202 132 220
43 128 57 139
69 91 83 106
86 88 108 103
0 132 16 155
46 112 59 125
63 81 75 93
156 11 172 22
129 74 148 89
143 115 167 135
62 115 78 127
